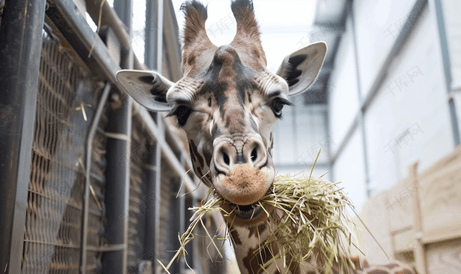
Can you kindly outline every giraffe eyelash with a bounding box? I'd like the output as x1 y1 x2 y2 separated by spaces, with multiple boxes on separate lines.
270 97 292 119
166 105 194 126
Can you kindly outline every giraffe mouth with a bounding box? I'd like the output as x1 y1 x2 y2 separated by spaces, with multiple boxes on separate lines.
233 204 263 219
221 198 274 227
221 200 274 227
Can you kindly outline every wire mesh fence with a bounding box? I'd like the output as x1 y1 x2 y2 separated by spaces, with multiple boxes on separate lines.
22 29 108 274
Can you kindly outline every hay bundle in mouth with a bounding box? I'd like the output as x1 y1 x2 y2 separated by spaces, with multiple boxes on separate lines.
256 172 357 272
160 164 359 273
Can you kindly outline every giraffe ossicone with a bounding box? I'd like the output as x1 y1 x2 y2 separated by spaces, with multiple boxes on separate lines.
117 1 417 273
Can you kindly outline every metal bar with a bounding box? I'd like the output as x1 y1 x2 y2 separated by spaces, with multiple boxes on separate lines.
163 0 183 81
153 3 165 272
21 239 126 251
89 244 128 252
349 0 372 197
102 91 132 274
156 0 164 72
0 0 46 272
54 0 122 84
145 1 165 272
179 156 186 274
85 0 144 70
430 0 460 146
431 0 453 92
80 83 111 273
55 0 197 199
102 1 133 273
113 0 131 29
331 0 427 165
145 0 158 69
153 119 162 274
134 104 199 196
48 3 190 272
164 125 195 171
143 141 159 266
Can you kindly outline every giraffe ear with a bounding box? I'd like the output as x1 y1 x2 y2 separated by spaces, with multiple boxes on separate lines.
116 70 173 111
276 42 327 97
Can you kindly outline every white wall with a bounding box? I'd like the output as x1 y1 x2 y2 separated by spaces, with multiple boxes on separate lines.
365 5 453 194
354 0 416 98
441 0 461 137
329 1 456 211
328 17 359 156
333 129 367 211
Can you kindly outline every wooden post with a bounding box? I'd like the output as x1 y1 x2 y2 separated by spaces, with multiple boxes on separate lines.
409 162 426 274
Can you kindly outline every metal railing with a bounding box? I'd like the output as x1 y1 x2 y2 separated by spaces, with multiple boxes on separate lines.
0 0 215 273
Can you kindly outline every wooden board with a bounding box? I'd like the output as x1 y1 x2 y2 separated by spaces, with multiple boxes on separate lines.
426 238 461 274
418 146 461 244
386 176 414 234
359 146 461 272
358 191 394 264
393 228 417 253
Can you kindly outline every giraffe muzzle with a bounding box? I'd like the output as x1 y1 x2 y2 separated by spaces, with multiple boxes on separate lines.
212 137 275 206
214 138 267 174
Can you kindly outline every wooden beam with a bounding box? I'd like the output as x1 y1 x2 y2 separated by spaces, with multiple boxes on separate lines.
409 162 427 274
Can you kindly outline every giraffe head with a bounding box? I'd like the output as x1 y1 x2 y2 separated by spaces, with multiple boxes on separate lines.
117 0 326 225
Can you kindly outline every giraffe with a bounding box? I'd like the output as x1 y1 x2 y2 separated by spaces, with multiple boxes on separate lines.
116 0 418 273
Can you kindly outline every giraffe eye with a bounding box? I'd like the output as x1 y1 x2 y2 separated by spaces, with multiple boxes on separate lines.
270 98 292 118
166 105 193 126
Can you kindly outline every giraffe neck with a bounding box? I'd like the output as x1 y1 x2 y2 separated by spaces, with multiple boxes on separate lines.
228 224 289 274
226 210 313 274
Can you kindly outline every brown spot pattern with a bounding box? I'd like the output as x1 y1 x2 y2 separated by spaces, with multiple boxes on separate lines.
395 270 414 274
230 229 242 246
248 223 266 238
367 271 390 274
242 244 273 274
385 263 399 269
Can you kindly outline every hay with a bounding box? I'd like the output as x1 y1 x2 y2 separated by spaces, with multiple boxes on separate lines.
160 151 360 273
256 172 357 273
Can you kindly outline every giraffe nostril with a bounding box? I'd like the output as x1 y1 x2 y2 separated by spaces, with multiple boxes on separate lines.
250 147 258 162
223 151 230 166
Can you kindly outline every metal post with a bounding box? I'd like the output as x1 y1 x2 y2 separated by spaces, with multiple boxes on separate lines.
143 142 160 267
102 90 132 274
80 83 112 273
179 156 186 274
102 1 133 273
0 0 46 273
153 117 163 274
145 0 158 69
146 1 165 272
156 0 164 73
349 0 372 197
143 0 159 270
155 2 164 271
113 0 132 29
430 0 460 146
